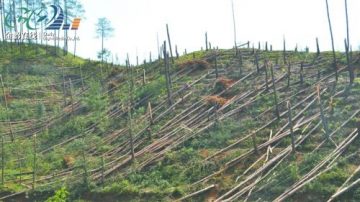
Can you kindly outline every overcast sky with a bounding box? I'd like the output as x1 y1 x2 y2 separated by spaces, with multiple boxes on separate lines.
71 0 360 64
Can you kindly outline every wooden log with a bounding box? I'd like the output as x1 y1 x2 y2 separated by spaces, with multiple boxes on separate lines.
329 178 360 201
176 184 216 201
328 165 360 201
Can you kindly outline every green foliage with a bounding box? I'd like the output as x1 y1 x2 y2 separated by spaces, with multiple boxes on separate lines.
102 180 139 195
46 187 69 202
304 167 347 199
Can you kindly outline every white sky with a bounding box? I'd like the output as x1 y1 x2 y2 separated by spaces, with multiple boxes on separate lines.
70 0 360 64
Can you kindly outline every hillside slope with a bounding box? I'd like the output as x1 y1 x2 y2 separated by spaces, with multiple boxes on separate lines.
0 43 360 201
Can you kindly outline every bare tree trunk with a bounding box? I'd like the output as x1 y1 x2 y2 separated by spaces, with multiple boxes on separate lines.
63 0 68 55
316 37 320 56
32 134 37 190
163 41 173 106
344 0 354 84
0 1 4 43
205 32 208 51
283 37 286 64
270 64 280 119
287 101 296 153
166 24 174 63
231 0 237 54
325 0 338 81
127 61 135 161
74 30 77 57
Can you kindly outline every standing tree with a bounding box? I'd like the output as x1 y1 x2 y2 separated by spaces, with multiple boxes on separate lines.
67 0 84 57
95 17 114 68
325 0 338 81
0 0 5 42
344 0 354 84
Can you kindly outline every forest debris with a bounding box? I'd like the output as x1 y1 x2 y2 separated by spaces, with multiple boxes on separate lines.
214 77 235 92
63 155 75 168
204 96 228 107
178 60 210 71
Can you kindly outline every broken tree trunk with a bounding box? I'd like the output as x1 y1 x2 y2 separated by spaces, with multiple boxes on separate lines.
283 38 287 64
344 39 354 84
239 51 243 76
265 61 269 90
316 38 320 56
215 50 219 79
69 78 74 115
142 69 146 86
205 32 208 51
287 101 296 153
270 64 280 119
255 53 259 73
317 85 330 139
287 62 291 87
175 45 179 59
